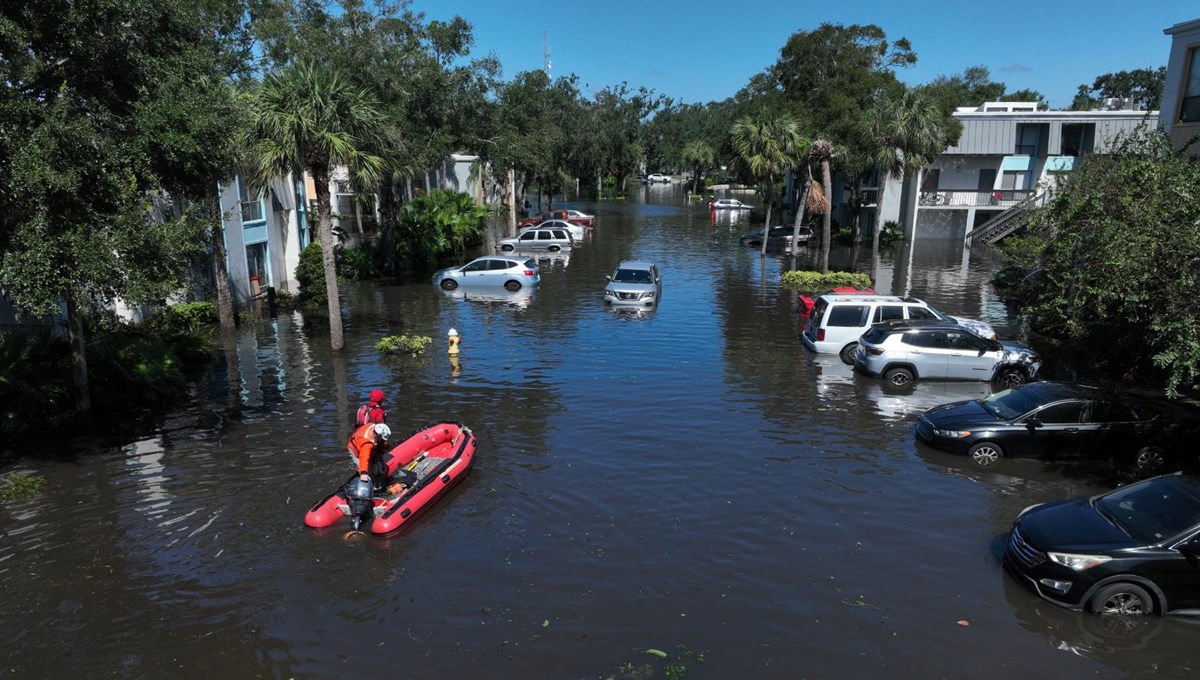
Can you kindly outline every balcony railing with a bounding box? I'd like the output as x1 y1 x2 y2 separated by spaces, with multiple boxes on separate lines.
917 189 1035 208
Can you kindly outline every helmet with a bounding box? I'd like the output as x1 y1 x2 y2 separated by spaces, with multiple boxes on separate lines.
369 389 385 403
373 424 391 440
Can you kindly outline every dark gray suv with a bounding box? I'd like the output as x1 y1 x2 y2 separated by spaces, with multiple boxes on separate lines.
854 320 1040 388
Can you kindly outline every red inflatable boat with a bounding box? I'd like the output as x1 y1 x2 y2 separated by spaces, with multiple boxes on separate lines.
304 422 477 536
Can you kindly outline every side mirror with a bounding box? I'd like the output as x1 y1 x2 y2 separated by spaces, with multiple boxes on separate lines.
1026 418 1043 429
605 275 612 281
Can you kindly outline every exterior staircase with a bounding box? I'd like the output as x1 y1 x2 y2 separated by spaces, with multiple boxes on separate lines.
966 191 1048 246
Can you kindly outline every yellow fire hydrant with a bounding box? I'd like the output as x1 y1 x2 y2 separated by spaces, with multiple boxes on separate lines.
447 327 460 356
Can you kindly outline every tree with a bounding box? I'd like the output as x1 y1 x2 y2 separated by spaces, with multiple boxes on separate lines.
1016 130 1200 395
862 87 956 259
810 140 835 272
731 112 807 257
681 140 715 194
244 60 385 351
0 0 247 412
1070 67 1166 111
918 66 1048 113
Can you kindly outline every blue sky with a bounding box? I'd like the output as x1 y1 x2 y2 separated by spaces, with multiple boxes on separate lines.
409 0 1196 109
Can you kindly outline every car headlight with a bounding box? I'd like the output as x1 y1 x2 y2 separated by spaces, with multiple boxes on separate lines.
934 429 972 438
643 291 656 298
1047 552 1112 571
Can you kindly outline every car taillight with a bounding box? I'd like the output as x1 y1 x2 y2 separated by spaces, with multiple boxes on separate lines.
523 270 535 276
866 346 884 355
817 328 825 341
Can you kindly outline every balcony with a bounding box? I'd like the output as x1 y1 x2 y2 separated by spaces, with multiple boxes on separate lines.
917 189 1036 208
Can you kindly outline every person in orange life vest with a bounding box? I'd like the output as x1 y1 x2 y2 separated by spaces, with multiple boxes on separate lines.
355 389 387 426
347 422 406 493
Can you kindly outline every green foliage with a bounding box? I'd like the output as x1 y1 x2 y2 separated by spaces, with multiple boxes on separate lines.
396 189 487 269
337 244 381 281
781 270 873 291
879 220 905 246
0 330 73 437
295 242 328 305
0 473 47 501
376 335 433 356
1070 67 1166 111
1021 130 1200 395
160 302 217 333
87 328 189 411
918 66 1048 114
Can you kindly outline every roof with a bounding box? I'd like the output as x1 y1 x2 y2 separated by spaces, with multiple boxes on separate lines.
617 260 655 269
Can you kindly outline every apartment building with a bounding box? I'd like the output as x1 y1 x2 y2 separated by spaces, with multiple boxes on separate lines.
1162 17 1200 156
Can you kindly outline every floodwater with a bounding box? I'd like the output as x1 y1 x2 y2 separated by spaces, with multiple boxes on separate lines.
2 184 1196 679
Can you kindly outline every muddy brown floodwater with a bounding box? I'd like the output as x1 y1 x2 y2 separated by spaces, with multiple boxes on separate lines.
2 184 1196 679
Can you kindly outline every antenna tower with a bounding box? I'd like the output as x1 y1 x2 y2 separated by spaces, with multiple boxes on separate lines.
543 31 551 75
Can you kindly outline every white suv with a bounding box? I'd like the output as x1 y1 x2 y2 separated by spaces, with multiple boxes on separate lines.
801 294 996 364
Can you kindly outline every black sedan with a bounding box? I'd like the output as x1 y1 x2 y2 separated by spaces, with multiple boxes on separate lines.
915 382 1199 470
1005 473 1200 616
738 226 812 248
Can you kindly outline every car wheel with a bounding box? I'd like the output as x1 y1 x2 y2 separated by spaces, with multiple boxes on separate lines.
967 441 1003 467
1134 446 1166 472
500 244 514 252
994 367 1026 389
504 280 522 292
440 279 458 291
839 344 858 365
884 367 914 387
1090 583 1154 616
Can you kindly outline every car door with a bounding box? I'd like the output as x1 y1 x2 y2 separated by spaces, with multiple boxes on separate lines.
1080 399 1149 460
901 330 949 379
518 231 538 249
944 330 995 380
487 258 515 283
1015 400 1087 458
1159 530 1200 611
872 305 905 324
460 259 490 285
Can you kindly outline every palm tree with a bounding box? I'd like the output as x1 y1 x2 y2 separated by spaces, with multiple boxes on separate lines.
245 60 385 351
809 140 835 271
731 112 807 256
862 88 951 260
681 140 715 195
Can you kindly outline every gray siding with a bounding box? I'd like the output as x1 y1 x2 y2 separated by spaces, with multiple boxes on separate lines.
1093 117 1157 151
945 120 1016 154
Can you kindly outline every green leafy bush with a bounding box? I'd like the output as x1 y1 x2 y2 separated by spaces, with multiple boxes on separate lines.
295 241 327 305
88 329 188 412
376 335 432 356
780 270 873 291
337 243 380 281
396 189 487 269
0 329 72 437
879 220 905 246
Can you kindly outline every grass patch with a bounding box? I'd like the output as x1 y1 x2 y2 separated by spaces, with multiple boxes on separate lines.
376 335 433 356
780 270 873 292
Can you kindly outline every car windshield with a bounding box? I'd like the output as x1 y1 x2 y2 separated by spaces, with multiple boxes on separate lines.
978 387 1043 420
1094 476 1200 543
613 268 653 283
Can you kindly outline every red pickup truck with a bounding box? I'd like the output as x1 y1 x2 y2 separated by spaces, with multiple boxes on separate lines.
518 210 593 229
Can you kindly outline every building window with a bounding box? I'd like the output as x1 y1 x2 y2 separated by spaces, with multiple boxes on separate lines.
1015 124 1046 156
1060 123 1094 156
238 176 264 223
1182 47 1200 124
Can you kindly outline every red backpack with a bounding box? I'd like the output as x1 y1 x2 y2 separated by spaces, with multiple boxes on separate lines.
355 404 381 426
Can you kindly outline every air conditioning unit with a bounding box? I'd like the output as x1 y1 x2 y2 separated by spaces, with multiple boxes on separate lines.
1101 97 1133 111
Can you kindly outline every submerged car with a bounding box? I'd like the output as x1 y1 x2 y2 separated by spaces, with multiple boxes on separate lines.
855 320 1039 388
519 219 588 242
709 198 753 210
738 226 813 248
432 256 540 292
497 227 573 253
1005 473 1200 616
647 173 671 183
916 381 1200 470
604 260 661 307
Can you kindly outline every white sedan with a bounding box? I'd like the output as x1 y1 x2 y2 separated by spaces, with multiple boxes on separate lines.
709 198 753 210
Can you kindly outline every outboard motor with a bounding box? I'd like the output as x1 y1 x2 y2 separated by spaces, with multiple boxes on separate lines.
346 477 375 532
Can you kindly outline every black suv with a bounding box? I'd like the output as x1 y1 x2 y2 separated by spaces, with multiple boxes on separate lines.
1005 473 1200 616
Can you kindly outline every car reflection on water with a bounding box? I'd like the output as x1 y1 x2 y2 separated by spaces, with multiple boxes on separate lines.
437 287 536 309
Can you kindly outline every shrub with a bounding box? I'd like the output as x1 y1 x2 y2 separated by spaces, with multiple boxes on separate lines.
295 241 327 305
337 243 380 281
879 220 905 247
376 335 432 356
88 329 188 412
0 329 72 438
780 270 873 291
